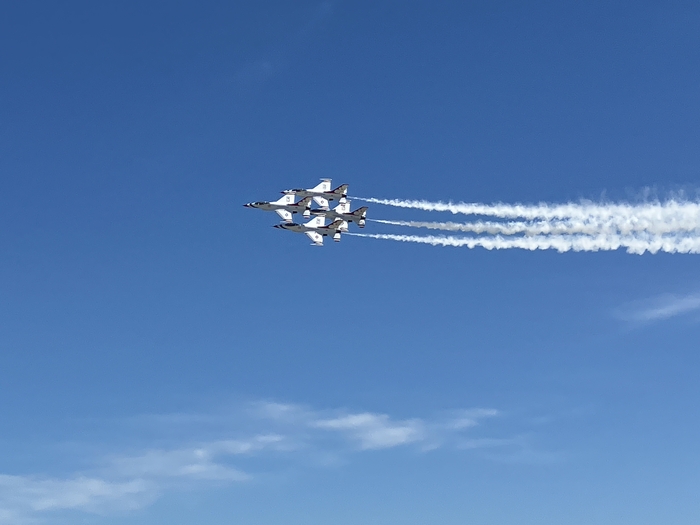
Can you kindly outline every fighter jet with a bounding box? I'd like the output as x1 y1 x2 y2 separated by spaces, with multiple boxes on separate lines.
273 215 348 246
310 200 368 228
244 194 313 223
282 179 348 209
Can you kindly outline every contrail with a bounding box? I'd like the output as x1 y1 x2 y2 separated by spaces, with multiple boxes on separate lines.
355 197 700 224
347 232 700 254
369 218 700 236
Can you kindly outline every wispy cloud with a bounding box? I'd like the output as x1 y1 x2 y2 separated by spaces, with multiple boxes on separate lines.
0 401 515 523
0 475 154 524
617 292 700 322
443 409 500 430
312 413 425 450
252 402 501 451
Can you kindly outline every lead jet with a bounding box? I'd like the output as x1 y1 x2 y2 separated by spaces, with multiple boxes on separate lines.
273 215 348 246
282 179 348 209
311 200 368 228
244 194 313 223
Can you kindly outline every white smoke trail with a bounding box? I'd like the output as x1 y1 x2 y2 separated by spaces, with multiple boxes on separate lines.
347 232 700 254
369 218 700 236
356 197 700 225
354 195 700 254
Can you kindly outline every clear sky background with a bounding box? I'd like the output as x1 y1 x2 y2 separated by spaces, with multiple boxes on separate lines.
1 1 700 523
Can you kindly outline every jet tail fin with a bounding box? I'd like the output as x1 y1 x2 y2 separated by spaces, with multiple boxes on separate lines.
313 196 329 209
352 206 368 227
275 209 293 222
333 201 350 214
332 184 349 198
304 216 326 229
351 206 368 218
298 196 313 208
309 179 331 193
273 194 295 205
305 231 323 246
327 219 348 232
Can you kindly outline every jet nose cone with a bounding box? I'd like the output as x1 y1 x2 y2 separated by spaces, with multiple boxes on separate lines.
243 203 252 208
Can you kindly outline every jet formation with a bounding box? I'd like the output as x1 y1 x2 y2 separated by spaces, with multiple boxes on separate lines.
244 179 368 245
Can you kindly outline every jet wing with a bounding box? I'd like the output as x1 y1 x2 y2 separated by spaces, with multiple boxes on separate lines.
305 231 324 246
275 209 293 222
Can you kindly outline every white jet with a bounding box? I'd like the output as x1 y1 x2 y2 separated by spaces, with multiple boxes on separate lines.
310 200 368 228
282 179 348 209
273 215 348 246
244 194 313 223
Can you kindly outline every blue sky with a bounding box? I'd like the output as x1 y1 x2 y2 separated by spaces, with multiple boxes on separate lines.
1 1 700 523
